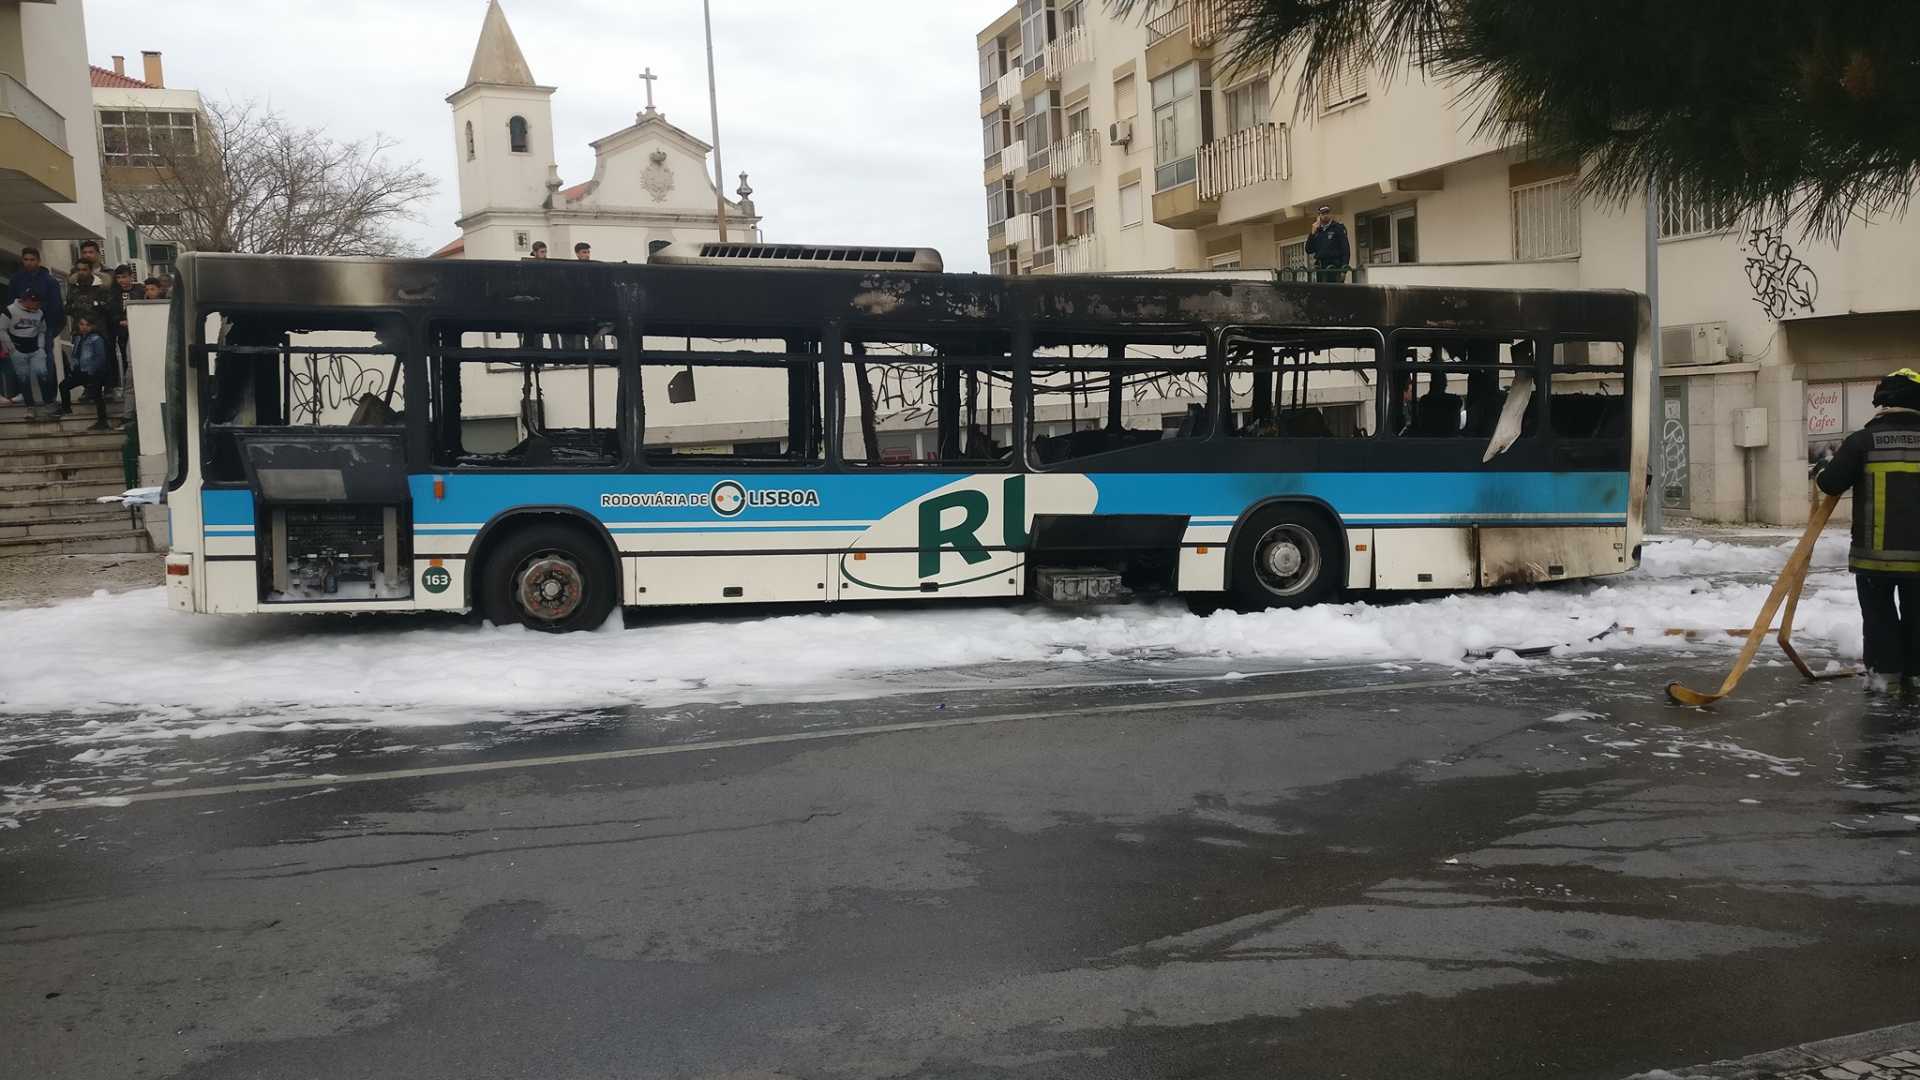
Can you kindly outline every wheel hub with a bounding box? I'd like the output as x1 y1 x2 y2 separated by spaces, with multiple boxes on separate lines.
515 554 585 623
1252 524 1321 598
1263 541 1304 578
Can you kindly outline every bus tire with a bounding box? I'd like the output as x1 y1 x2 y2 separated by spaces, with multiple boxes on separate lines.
1228 506 1341 611
478 521 618 633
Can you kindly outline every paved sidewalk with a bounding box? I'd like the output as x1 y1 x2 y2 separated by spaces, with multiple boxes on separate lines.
1629 1023 1920 1080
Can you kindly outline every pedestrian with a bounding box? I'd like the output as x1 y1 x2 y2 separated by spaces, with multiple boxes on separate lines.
63 260 117 402
53 314 113 428
7 246 64 357
1815 367 1920 693
1303 205 1351 283
528 241 549 260
108 264 138 394
4 289 52 413
573 242 592 260
142 277 165 300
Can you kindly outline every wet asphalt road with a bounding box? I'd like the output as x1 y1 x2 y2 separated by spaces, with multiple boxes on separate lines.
3 650 1919 1080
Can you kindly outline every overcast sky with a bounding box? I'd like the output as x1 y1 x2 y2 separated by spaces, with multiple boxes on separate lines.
82 0 1010 270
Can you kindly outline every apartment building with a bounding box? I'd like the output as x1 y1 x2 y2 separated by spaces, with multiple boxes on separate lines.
0 0 107 277
978 0 1920 526
90 50 206 279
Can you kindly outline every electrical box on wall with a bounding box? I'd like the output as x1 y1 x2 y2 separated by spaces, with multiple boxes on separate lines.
1732 407 1770 448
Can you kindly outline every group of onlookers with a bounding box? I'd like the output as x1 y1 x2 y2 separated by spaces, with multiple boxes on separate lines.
0 241 166 428
525 241 593 260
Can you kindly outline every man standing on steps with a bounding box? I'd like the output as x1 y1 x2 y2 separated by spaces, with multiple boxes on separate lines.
7 246 62 360
1816 367 1920 693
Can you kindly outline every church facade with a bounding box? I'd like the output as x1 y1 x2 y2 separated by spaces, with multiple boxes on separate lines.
433 0 761 262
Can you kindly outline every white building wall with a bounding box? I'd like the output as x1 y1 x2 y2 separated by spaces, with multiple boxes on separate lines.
20 0 105 260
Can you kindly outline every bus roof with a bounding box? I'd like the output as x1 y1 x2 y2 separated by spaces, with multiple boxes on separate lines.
172 252 1645 342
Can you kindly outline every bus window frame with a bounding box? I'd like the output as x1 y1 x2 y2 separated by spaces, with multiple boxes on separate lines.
1384 327 1548 442
1541 331 1632 449
1217 325 1387 442
838 323 1022 472
1024 325 1213 471
192 305 419 489
426 318 631 474
635 325 835 472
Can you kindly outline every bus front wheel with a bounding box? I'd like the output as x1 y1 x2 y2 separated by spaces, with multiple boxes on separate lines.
479 522 618 633
1229 508 1341 611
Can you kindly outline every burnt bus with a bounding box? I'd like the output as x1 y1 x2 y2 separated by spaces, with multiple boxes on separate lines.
159 246 1647 631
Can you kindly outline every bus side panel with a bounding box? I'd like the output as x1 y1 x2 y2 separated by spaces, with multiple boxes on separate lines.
201 489 257 614
631 554 831 606
1478 526 1630 587
1371 528 1476 590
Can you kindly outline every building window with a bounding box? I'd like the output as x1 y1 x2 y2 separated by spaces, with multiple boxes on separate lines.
99 109 198 166
1318 47 1367 111
1658 178 1737 239
987 178 1011 227
1028 185 1065 252
1209 252 1243 270
1512 175 1581 260
1070 198 1095 238
1061 0 1086 35
465 121 475 161
1150 62 1210 191
1278 239 1310 271
1224 78 1270 134
983 112 1004 160
508 115 530 154
1357 205 1418 265
1019 0 1056 77
1119 181 1143 228
1067 106 1091 138
514 230 530 251
1114 73 1137 121
144 243 178 280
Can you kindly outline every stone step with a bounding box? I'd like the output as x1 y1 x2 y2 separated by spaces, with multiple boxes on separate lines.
0 428 126 455
0 513 141 541
0 496 133 525
0 529 154 557
0 445 125 469
0 406 131 435
0 478 127 507
0 461 130 488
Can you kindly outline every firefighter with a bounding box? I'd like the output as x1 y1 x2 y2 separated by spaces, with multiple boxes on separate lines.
1816 367 1920 692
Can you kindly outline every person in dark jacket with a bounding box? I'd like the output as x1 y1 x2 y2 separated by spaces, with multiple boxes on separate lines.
1303 205 1350 283
53 313 112 428
7 246 63 353
1816 367 1920 692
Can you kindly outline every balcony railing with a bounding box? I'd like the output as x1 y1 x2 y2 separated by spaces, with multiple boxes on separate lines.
1146 0 1225 47
1004 212 1031 247
0 73 68 151
1198 123 1289 201
996 67 1023 103
1048 129 1101 179
999 139 1027 176
1044 26 1092 81
1056 234 1102 274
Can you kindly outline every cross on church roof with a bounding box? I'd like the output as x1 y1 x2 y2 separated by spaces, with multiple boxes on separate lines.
639 67 658 112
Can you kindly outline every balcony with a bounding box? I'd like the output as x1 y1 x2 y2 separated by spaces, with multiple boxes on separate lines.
1004 212 1031 248
999 139 1027 177
1048 129 1101 180
1146 0 1225 45
1145 2 1189 43
1043 26 1092 81
0 73 78 206
1056 234 1102 274
996 67 1023 103
1198 123 1289 201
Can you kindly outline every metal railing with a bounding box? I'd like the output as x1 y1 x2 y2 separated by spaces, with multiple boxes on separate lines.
1048 129 1101 179
0 73 68 151
1057 234 1102 274
1191 0 1227 46
1044 26 1092 81
1198 123 1289 201
1146 2 1189 43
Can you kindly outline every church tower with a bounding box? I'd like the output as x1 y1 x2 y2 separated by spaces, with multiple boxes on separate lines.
447 0 557 255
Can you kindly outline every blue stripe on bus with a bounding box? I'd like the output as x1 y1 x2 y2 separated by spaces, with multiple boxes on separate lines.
204 472 1626 533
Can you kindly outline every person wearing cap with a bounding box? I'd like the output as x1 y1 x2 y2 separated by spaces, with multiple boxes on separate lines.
1303 205 1350 283
3 289 50 412
1816 368 1920 691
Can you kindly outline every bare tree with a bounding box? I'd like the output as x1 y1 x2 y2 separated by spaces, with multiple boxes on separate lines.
105 100 437 257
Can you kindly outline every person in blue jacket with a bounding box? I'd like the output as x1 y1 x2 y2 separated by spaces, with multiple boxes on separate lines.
6 246 63 403
53 313 112 428
1303 206 1351 283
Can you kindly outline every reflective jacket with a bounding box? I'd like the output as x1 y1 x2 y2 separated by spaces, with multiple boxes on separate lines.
1816 409 1920 575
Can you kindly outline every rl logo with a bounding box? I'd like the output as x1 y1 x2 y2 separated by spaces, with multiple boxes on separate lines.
916 476 1029 579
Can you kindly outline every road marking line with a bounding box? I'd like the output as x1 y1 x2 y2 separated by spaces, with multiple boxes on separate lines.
3 663 1658 815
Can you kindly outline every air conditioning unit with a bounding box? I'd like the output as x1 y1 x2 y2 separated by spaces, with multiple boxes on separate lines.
1108 119 1133 148
1661 321 1730 366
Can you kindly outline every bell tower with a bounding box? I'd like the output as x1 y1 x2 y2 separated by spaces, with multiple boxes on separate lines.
447 0 557 223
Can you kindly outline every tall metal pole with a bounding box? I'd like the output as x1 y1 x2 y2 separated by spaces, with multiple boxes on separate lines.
1645 174 1664 534
703 0 730 243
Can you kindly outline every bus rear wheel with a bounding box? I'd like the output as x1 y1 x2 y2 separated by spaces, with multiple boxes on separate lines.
480 522 617 633
1229 508 1341 611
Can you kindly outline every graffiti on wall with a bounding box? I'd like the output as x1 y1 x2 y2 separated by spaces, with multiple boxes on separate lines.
1743 225 1819 320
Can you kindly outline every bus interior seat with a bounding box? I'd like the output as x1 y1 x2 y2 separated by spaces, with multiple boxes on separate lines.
1033 425 1163 464
347 393 402 427
1410 390 1465 436
1175 403 1212 439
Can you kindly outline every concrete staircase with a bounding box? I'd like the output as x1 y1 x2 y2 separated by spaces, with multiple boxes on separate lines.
0 406 152 557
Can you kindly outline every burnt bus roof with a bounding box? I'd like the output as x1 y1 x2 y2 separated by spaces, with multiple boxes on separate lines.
176 252 1645 341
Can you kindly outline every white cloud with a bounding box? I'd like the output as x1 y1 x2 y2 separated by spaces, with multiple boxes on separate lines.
82 0 1009 270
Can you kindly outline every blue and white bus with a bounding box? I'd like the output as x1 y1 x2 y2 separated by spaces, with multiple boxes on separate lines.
159 246 1647 631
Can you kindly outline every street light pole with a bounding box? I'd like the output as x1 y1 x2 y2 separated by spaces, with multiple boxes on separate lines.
702 0 729 243
1645 173 1664 535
